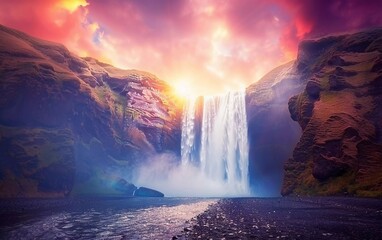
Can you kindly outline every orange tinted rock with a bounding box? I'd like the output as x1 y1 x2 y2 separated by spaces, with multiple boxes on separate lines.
282 28 382 197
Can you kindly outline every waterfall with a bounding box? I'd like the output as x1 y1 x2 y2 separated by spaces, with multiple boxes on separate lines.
181 99 197 163
181 91 250 196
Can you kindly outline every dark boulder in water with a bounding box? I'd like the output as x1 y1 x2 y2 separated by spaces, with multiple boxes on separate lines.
113 178 137 196
134 187 164 197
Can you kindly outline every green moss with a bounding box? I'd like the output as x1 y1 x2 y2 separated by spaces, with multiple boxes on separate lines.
285 158 366 197
319 74 330 91
294 92 309 117
319 91 337 103
342 55 377 72
317 170 357 195
356 190 382 198
283 159 317 195
94 86 108 103
287 162 382 197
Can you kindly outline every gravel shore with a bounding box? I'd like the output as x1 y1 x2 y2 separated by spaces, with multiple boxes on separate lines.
1 197 381 239
179 197 382 239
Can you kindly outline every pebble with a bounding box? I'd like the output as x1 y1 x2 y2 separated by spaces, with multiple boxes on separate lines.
177 197 382 239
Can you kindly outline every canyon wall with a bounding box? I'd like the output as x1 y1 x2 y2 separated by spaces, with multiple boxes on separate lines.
0 25 182 197
1 24 381 198
245 62 303 196
282 29 382 197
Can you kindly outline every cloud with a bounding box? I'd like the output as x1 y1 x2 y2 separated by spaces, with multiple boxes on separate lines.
85 0 292 95
0 1 83 42
277 0 382 53
0 0 108 60
1 0 381 95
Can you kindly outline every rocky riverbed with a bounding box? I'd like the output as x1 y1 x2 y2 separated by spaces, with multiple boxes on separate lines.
178 197 382 239
0 197 216 239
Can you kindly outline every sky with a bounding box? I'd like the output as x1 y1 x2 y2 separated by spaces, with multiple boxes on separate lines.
1 0 382 96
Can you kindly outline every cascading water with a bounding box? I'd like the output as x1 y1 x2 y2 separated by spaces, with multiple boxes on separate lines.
181 100 197 164
181 91 250 196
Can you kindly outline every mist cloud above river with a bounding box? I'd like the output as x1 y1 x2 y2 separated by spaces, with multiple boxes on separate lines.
133 153 251 197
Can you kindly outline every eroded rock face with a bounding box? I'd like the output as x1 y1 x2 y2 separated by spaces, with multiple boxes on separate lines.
282 29 382 197
245 62 303 196
0 25 182 197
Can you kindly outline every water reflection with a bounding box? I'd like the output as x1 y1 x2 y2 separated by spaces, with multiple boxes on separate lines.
2 198 216 239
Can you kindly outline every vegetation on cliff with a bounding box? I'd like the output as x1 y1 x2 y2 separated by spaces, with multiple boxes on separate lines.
0 25 182 197
282 29 382 197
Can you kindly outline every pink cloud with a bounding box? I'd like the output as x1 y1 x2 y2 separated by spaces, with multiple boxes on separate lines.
85 0 292 95
1 0 381 96
277 0 382 53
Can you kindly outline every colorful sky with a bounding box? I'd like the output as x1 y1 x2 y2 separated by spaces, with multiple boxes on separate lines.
1 0 382 96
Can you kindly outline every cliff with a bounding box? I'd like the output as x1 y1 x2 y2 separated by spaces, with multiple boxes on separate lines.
245 61 304 196
282 28 382 197
0 25 182 197
2 24 381 198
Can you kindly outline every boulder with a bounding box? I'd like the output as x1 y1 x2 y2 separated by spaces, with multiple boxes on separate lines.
113 178 137 196
133 187 164 197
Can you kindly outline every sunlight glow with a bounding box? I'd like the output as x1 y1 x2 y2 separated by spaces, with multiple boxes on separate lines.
59 0 88 13
173 81 194 98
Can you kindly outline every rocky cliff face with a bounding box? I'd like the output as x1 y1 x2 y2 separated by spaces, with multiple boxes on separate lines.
0 25 182 197
2 24 381 198
245 62 303 196
282 29 382 197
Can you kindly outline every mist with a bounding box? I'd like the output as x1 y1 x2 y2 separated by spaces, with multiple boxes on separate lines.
133 153 252 197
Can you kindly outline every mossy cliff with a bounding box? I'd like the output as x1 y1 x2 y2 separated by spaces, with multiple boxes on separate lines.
0 25 182 197
282 29 382 197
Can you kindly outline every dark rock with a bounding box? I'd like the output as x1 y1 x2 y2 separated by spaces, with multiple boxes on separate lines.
334 67 357 77
288 96 299 121
328 55 347 66
371 57 382 72
113 178 137 196
312 156 349 181
133 187 164 197
297 36 343 73
328 75 352 91
305 79 321 99
33 162 74 195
